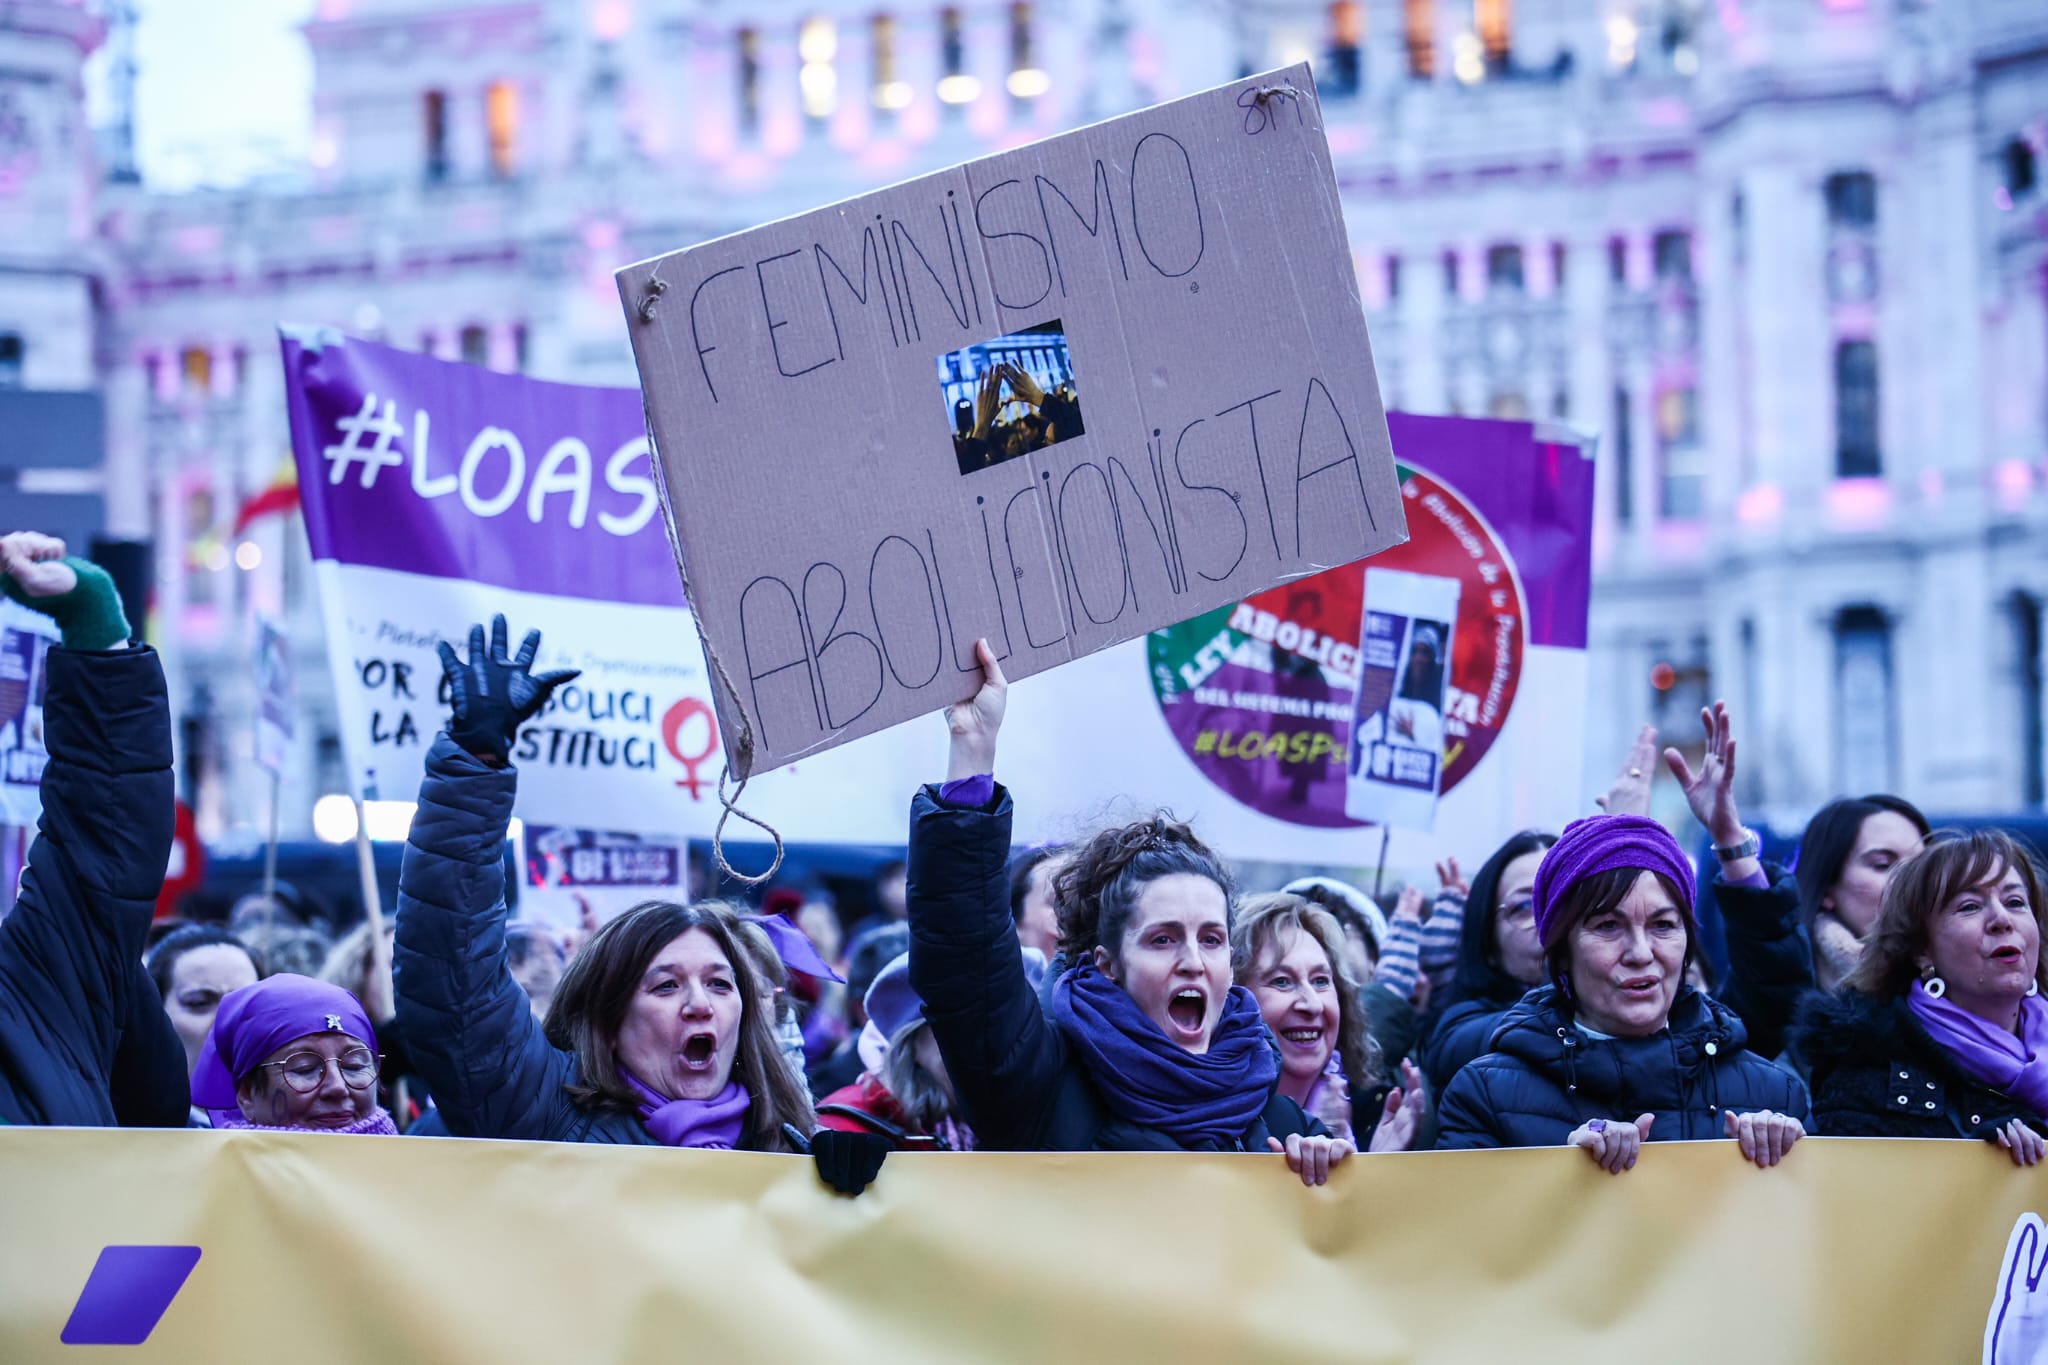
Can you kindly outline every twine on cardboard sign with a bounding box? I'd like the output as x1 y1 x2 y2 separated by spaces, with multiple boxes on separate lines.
1253 84 1303 107
636 276 668 322
636 408 786 887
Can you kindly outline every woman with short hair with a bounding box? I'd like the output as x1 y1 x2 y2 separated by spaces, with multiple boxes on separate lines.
1793 830 2048 1165
192 974 396 1134
908 643 1351 1184
1436 814 1809 1173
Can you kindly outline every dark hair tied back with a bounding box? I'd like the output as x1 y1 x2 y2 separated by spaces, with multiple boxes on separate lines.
1053 814 1234 966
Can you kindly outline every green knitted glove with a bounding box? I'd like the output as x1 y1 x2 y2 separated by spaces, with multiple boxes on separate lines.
0 556 132 651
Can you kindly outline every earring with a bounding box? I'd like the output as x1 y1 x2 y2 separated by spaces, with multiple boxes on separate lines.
2030 981 2041 998
1923 975 1947 1000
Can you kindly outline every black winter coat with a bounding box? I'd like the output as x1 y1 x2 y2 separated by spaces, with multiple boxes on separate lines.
0 646 182 1126
1436 986 1808 1149
1711 862 1813 1062
394 737 655 1145
1792 990 2045 1141
907 785 1323 1152
1421 993 1522 1096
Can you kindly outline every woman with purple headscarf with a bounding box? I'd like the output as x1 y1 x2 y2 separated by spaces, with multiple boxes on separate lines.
1435 813 1808 1173
192 975 397 1134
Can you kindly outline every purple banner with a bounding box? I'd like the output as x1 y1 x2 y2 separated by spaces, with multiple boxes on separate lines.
279 330 685 609
1385 414 1594 650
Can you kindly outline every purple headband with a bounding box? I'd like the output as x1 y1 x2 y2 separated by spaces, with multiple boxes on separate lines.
744 914 845 984
191 974 379 1110
1531 815 1696 950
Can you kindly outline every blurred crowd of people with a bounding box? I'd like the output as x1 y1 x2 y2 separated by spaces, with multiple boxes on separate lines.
6 525 2047 1203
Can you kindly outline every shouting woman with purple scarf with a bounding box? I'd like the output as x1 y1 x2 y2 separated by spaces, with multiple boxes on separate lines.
1794 829 2048 1165
192 975 398 1134
390 617 890 1195
905 643 1352 1185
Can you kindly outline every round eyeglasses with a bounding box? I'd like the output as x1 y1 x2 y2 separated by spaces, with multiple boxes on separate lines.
257 1048 382 1094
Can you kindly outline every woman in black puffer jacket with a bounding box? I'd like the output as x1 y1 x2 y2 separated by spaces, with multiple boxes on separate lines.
1436 812 1809 1173
908 643 1349 1185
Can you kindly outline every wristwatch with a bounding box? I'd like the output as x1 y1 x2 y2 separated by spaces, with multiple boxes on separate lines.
1713 828 1762 862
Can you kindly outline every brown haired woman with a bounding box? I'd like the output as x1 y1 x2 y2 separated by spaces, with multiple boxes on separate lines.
394 617 887 1193
1232 893 1427 1149
1792 829 2048 1165
906 642 1352 1184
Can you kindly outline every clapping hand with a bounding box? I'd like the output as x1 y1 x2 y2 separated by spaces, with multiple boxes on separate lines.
436 615 580 764
1367 1059 1428 1153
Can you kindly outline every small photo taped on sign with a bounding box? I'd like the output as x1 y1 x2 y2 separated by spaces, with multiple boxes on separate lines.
939 320 1087 477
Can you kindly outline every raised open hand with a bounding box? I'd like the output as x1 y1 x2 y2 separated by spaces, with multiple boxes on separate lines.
436 614 580 764
1367 1059 1428 1153
1000 362 1046 408
1664 701 1745 848
971 367 1002 438
1596 724 1659 816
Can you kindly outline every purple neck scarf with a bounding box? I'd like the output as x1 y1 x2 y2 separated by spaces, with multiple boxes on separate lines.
211 1108 400 1137
1907 982 2048 1120
1050 963 1279 1148
618 1066 751 1149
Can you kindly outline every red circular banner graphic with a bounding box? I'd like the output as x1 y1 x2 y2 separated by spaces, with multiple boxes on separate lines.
1147 463 1527 828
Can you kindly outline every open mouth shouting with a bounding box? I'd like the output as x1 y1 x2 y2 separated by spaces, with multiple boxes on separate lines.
680 1031 719 1070
1992 945 2027 968
1165 988 1208 1042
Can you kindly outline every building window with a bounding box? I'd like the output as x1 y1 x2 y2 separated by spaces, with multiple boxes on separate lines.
937 8 979 105
1007 3 1049 101
737 28 761 138
1441 248 1459 298
486 81 518 178
424 89 449 183
1613 384 1633 527
1834 605 1896 795
1607 235 1627 286
1825 170 1877 229
1657 386 1702 519
513 323 529 373
0 333 21 389
800 17 838 122
872 15 911 111
1476 0 1510 71
1653 229 1692 283
1551 241 1567 290
1405 0 1434 78
459 326 490 367
1486 244 1524 294
1326 2 1363 96
1386 254 1402 301
2006 138 2039 199
181 346 212 394
1834 340 1880 477
1730 191 1746 266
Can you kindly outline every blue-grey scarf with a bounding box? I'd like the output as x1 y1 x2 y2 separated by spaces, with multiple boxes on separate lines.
1050 962 1279 1147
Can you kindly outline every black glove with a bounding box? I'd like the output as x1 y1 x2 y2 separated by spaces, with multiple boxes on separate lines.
435 614 580 763
809 1128 892 1197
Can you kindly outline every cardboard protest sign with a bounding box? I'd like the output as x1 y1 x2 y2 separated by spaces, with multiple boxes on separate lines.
619 65 1404 774
279 331 935 840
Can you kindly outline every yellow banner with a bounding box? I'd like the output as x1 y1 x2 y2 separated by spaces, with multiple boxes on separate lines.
0 1130 2041 1363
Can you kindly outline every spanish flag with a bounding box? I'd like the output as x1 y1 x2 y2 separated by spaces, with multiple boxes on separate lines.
231 458 300 537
